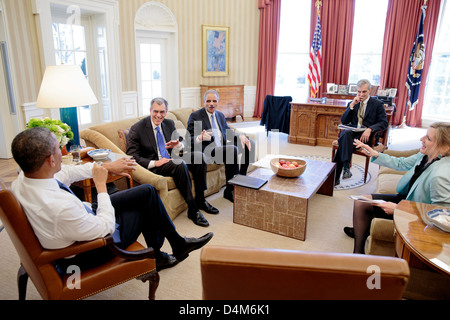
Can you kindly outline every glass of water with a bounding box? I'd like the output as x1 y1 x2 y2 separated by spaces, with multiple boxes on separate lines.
70 145 82 165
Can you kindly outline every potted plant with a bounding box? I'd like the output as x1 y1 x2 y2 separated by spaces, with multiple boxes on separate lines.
26 118 74 152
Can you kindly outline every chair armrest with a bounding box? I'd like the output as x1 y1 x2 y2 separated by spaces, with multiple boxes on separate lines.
37 235 155 264
369 218 395 242
107 236 155 260
37 237 109 264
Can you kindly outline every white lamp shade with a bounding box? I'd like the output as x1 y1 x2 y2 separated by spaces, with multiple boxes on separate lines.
36 65 98 108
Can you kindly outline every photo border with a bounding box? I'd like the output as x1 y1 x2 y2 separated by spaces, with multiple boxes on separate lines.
202 25 230 77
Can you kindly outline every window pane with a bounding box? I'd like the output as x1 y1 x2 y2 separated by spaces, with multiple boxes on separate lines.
58 23 74 51
151 44 161 63
140 44 151 63
141 63 152 81
60 51 74 65
53 23 60 50
424 1 450 121
152 81 162 97
142 81 152 99
152 63 161 81
275 0 311 100
348 0 388 86
73 25 86 51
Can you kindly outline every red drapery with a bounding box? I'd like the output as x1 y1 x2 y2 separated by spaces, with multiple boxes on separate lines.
315 0 355 97
380 0 441 127
253 0 282 118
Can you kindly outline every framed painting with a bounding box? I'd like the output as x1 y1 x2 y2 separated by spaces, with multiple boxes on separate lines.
202 25 229 77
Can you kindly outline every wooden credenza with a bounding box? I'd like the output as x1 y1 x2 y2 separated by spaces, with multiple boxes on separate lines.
289 99 394 147
200 85 244 120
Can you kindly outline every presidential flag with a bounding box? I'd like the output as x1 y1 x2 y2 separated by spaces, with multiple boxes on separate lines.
405 5 426 111
308 13 322 98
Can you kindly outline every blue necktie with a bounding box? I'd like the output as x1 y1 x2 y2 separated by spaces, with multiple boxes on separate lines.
56 179 121 243
211 114 222 147
156 127 171 159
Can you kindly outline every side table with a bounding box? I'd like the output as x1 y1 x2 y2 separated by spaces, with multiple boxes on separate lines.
71 152 133 203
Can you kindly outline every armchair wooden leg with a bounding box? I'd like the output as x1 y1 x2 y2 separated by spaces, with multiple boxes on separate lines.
364 157 370 183
17 266 29 300
138 270 160 300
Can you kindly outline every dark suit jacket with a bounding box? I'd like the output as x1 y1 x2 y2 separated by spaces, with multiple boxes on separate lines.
340 97 388 133
186 108 236 151
127 117 182 169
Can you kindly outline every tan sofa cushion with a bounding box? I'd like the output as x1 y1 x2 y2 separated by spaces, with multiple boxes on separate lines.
170 107 200 128
117 129 130 153
87 118 143 149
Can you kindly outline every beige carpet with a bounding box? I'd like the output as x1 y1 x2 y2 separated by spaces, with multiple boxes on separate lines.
0 128 424 300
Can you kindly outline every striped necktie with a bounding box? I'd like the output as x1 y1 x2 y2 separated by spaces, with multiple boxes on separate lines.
56 179 121 243
358 101 366 127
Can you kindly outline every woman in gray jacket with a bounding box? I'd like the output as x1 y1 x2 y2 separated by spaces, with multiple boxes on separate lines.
344 122 450 254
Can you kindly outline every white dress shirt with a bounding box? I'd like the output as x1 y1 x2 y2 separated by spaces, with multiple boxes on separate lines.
11 163 116 250
195 111 223 144
147 120 183 169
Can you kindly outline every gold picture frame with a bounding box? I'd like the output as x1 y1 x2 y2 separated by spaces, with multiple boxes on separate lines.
202 25 229 77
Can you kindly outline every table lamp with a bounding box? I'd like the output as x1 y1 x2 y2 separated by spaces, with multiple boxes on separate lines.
36 65 98 146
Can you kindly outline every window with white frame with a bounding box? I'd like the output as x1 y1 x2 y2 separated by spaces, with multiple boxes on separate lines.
275 0 311 102
33 0 121 128
52 20 92 124
348 0 389 86
423 0 450 122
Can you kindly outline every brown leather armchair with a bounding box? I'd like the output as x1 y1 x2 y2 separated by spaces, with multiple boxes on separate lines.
0 181 159 300
201 246 409 300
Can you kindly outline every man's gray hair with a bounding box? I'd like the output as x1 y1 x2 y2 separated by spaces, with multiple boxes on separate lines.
151 97 169 111
357 79 372 89
203 89 220 103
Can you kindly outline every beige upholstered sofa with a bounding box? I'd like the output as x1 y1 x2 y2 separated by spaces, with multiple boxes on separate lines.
79 107 226 220
366 149 420 256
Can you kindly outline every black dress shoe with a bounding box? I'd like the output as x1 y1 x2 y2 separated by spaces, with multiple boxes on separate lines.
156 252 178 271
197 200 219 214
344 227 355 238
173 232 214 262
188 210 210 227
223 189 234 203
342 168 352 179
335 179 340 186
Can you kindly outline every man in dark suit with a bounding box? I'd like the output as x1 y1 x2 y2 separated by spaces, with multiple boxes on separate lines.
127 98 218 227
333 79 388 185
187 90 255 202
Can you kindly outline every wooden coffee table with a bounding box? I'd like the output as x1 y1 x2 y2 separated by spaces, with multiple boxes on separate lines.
233 158 336 241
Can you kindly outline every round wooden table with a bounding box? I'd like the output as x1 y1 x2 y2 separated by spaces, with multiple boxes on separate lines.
394 200 450 276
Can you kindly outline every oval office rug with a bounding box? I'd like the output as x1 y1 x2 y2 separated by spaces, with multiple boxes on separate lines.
299 155 371 191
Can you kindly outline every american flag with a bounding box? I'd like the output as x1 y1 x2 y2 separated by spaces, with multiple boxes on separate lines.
308 13 322 98
405 5 426 111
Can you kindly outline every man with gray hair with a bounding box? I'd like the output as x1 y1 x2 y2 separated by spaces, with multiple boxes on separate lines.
333 79 388 185
187 90 255 202
127 98 218 228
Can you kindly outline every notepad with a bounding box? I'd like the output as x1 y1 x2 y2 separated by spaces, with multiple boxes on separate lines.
228 174 268 190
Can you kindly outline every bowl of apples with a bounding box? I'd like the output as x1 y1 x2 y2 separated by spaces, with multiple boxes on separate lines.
270 158 307 178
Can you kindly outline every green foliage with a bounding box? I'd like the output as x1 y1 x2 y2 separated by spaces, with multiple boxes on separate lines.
26 118 74 148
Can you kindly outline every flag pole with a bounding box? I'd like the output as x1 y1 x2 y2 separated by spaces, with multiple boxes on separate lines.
398 92 410 129
401 0 427 129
